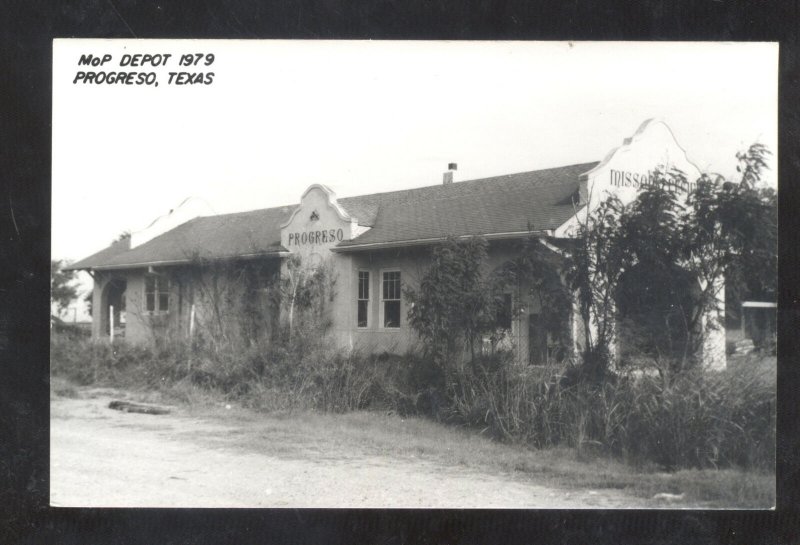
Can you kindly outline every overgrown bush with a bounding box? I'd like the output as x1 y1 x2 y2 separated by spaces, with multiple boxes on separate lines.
567 145 776 377
50 333 186 388
624 366 774 469
50 319 90 340
442 352 774 470
446 353 618 449
405 237 503 372
245 343 442 415
50 329 774 471
51 330 425 415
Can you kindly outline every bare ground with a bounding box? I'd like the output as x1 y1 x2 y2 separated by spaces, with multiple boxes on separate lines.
50 387 667 508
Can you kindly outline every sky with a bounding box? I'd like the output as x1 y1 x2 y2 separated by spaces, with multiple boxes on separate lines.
52 40 778 311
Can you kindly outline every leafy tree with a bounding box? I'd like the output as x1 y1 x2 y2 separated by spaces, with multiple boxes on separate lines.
616 177 705 372
51 259 78 317
568 144 775 377
711 145 775 303
688 144 776 345
405 237 500 369
566 193 628 380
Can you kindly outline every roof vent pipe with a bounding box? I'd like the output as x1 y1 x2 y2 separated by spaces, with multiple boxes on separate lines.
443 163 457 185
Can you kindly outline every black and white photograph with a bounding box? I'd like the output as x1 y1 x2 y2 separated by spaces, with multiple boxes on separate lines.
50 39 777 509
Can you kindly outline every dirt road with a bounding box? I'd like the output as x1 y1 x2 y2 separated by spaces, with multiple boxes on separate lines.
51 388 645 508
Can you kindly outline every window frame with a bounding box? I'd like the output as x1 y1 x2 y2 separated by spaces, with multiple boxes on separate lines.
144 274 171 314
380 269 402 329
356 269 371 329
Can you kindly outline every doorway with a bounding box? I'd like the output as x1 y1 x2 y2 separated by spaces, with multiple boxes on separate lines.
100 278 127 338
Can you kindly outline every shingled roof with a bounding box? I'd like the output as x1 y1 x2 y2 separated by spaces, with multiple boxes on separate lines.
68 206 294 271
336 162 597 249
68 161 597 270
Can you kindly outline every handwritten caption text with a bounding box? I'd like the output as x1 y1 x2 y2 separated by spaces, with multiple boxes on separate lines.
72 53 216 86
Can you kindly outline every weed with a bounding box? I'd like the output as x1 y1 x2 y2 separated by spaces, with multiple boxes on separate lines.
50 329 775 474
445 351 775 471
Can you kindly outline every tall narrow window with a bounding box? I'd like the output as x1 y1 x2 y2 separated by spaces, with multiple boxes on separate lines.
357 271 370 328
382 271 401 328
145 276 170 313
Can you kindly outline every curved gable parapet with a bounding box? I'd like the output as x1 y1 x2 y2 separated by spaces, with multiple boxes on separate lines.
280 183 359 257
555 119 705 238
280 184 353 229
582 118 702 181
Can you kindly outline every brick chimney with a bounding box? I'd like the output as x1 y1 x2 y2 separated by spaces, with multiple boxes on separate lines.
443 163 457 185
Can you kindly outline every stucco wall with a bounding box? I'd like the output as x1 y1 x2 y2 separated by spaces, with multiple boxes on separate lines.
123 273 151 343
91 270 151 344
186 262 280 345
326 243 555 362
91 262 282 345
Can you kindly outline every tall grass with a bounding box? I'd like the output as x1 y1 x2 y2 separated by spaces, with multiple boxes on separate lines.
50 332 428 415
50 331 774 472
447 352 775 470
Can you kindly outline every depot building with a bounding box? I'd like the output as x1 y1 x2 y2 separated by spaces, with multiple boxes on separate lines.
67 119 726 369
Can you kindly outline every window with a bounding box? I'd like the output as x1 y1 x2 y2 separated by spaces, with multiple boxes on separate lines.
382 271 401 328
496 293 513 329
145 275 170 313
357 271 370 328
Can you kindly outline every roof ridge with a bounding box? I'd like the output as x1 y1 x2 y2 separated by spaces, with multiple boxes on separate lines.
194 203 297 220
338 161 599 204
186 161 598 220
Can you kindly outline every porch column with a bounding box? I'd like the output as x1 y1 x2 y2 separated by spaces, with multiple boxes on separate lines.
700 278 726 370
